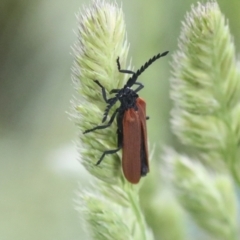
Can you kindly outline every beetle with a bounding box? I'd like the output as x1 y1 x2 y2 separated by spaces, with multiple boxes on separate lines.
84 51 169 183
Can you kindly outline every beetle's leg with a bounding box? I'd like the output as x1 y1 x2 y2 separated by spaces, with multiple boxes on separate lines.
116 57 135 74
83 107 119 134
93 80 109 103
133 82 144 92
95 146 122 165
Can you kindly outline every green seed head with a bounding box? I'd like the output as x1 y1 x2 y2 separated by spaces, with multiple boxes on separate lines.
72 0 129 184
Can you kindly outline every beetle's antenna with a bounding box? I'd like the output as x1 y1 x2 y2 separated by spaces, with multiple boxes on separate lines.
102 98 118 123
126 51 169 87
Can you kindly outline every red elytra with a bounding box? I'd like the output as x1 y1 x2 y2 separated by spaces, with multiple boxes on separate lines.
122 97 149 184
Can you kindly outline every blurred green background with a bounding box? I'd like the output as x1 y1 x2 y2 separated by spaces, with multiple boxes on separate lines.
0 0 239 239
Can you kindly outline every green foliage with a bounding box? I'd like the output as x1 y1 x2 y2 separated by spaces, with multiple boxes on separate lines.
166 1 240 239
171 1 240 180
165 149 237 240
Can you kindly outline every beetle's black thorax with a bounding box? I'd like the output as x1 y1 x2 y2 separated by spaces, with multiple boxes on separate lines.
118 87 138 111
